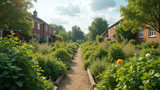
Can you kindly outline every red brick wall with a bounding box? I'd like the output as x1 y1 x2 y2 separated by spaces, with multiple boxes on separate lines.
135 29 160 43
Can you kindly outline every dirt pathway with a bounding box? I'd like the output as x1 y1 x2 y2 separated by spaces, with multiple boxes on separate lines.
57 48 93 90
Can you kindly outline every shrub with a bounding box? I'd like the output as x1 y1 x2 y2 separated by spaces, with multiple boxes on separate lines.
108 44 126 62
141 41 159 49
96 35 103 43
141 48 160 57
89 60 109 76
35 53 67 81
37 43 52 54
98 56 160 90
129 39 137 45
29 38 39 53
0 32 53 89
94 47 108 59
106 38 111 41
83 60 91 70
39 37 46 44
55 35 63 42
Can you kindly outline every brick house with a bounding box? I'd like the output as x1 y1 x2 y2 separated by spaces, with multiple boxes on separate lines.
0 10 55 42
103 18 160 43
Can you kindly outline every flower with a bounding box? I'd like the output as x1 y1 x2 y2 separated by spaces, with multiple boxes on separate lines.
117 59 123 64
146 53 150 58
120 46 122 48
64 55 66 58
34 38 36 40
24 40 26 43
151 45 155 48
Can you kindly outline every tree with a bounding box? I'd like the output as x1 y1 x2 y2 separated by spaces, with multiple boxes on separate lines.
88 17 109 40
114 25 135 43
58 30 68 42
71 25 85 42
0 0 36 35
50 24 65 35
120 0 160 33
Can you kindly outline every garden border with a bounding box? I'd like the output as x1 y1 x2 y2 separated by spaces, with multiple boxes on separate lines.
87 68 97 90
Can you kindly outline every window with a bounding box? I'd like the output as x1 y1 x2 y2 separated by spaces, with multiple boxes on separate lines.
149 27 156 37
0 29 2 37
50 28 52 33
38 35 40 41
32 21 34 28
46 36 48 42
138 29 143 38
46 26 48 32
38 23 40 30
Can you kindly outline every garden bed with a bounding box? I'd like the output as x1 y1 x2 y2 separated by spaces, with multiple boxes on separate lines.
87 68 99 90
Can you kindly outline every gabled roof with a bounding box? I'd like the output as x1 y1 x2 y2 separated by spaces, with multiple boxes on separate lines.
108 18 123 29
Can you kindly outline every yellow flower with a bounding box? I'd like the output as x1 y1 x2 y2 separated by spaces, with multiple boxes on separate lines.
120 46 122 48
117 59 123 64
151 45 155 48
34 38 36 40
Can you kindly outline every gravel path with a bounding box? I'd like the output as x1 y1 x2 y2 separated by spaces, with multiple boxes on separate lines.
57 48 93 90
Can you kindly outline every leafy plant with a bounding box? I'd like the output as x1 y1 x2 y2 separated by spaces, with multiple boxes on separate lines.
0 32 53 89
129 39 137 45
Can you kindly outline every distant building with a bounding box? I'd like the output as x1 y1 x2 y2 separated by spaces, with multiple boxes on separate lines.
0 10 55 42
102 18 160 43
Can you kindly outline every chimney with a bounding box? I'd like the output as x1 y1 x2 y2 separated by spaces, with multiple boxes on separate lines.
33 10 37 17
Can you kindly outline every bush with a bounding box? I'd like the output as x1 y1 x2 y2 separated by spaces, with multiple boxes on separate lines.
108 44 126 62
98 56 160 90
37 43 52 54
129 39 137 45
0 32 53 89
141 48 160 57
39 37 46 44
141 41 159 49
55 35 63 42
89 60 109 76
35 53 67 81
106 38 111 41
96 35 103 43
83 60 91 70
94 47 108 59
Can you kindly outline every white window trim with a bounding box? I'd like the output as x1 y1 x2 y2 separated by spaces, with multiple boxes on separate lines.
138 29 143 39
38 23 40 30
149 27 156 37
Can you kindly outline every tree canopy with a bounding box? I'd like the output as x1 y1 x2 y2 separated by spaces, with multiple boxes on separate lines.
88 17 108 40
0 0 36 35
120 0 160 33
71 25 85 42
50 24 65 35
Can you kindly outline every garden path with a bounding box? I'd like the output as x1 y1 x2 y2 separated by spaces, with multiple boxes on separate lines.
57 48 93 90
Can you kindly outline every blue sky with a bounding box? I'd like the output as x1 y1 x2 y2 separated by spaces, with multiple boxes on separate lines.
29 0 128 34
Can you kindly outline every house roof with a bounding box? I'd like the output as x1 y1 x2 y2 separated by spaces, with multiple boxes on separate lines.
29 15 53 29
108 18 123 29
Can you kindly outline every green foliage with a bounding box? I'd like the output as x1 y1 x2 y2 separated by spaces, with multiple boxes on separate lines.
97 63 118 89
29 39 39 53
37 44 52 55
96 35 103 43
114 25 134 43
35 53 67 81
120 0 160 33
39 38 46 44
94 47 108 60
89 60 109 76
141 41 159 49
0 0 36 35
58 30 68 42
55 35 63 42
108 44 125 62
71 25 85 42
83 60 91 70
141 48 160 57
88 17 109 41
129 39 137 45
50 24 65 35
0 32 53 89
106 38 111 41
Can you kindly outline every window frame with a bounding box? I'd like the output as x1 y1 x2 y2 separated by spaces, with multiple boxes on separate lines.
46 25 48 32
38 23 40 30
138 29 143 39
149 27 156 38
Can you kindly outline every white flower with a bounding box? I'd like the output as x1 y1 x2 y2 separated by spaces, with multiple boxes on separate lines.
146 53 150 58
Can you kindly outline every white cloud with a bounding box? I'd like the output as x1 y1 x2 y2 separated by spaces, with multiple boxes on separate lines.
86 0 116 11
54 3 80 16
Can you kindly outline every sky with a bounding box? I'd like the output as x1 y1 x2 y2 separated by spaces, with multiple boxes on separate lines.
29 0 128 34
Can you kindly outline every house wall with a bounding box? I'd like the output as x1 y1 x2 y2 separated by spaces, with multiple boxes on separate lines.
135 29 160 43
